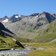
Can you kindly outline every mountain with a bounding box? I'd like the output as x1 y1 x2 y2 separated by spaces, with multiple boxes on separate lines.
0 22 24 49
0 12 56 42
9 14 22 22
1 16 9 22
35 20 56 42
2 12 56 31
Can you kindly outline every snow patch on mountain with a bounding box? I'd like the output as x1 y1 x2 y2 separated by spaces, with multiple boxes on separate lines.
2 19 9 23
15 15 19 18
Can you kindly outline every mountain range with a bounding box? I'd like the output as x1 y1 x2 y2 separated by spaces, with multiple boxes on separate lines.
0 12 56 43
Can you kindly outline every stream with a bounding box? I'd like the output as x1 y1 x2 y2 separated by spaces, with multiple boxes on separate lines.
0 49 31 56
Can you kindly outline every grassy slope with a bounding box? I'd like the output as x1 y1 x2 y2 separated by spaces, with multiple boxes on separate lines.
17 20 56 43
28 48 56 56
35 20 56 42
0 35 16 50
27 20 56 56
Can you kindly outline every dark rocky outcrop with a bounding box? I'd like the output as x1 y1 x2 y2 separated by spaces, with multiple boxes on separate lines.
0 22 14 37
0 22 24 48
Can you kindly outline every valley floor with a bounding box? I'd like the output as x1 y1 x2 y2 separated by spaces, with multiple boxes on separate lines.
23 43 56 56
0 43 56 56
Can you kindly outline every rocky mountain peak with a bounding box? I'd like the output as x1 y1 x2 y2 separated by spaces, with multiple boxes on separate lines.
29 13 39 16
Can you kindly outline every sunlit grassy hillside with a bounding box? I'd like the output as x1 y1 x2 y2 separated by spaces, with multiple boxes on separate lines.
28 48 56 56
35 20 56 42
0 35 16 50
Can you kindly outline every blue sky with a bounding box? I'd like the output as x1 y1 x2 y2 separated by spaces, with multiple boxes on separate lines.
0 0 56 17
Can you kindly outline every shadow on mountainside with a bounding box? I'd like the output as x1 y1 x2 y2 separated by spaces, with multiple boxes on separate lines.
0 22 24 48
0 22 14 37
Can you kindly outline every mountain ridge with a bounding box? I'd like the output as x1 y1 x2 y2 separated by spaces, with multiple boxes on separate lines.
0 12 56 42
